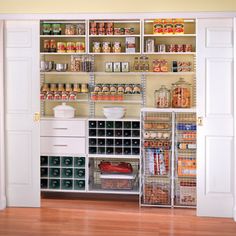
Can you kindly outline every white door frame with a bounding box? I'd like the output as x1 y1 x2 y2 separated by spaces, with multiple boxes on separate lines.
0 20 6 210
0 12 235 220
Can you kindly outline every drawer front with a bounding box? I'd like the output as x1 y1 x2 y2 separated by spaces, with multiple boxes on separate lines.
40 120 86 137
41 137 86 155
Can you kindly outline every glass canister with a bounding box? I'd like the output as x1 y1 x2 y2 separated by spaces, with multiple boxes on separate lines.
171 78 191 108
154 85 171 108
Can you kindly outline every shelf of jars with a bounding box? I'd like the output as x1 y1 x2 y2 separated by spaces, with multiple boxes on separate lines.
40 72 91 75
143 34 196 37
40 35 86 38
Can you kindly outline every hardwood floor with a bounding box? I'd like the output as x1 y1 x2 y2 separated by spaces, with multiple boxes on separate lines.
0 197 236 236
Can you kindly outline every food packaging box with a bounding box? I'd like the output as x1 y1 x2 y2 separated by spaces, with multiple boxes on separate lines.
121 62 130 72
125 37 136 53
113 62 121 72
53 102 75 118
180 184 196 205
105 62 113 72
100 173 136 190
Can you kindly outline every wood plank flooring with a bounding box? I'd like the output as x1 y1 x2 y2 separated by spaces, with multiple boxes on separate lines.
0 198 236 236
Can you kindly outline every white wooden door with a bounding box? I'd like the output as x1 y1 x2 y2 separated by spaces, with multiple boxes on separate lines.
5 21 40 207
197 18 234 217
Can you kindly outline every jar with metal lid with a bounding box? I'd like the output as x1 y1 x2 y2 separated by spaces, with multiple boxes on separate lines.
124 84 133 94
57 42 66 53
75 42 85 53
66 42 76 53
49 40 57 52
76 24 85 35
112 42 121 53
171 78 191 108
102 84 110 93
52 23 61 35
43 40 50 52
58 83 65 92
50 83 57 92
65 24 76 35
42 23 51 35
81 83 88 93
154 85 171 108
73 83 80 93
65 83 72 92
102 42 111 53
93 42 101 53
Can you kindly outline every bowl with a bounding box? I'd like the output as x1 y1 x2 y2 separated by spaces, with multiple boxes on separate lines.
40 61 54 72
55 63 68 72
103 106 126 119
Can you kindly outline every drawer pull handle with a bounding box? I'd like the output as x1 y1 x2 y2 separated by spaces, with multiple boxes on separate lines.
53 144 68 147
53 128 68 130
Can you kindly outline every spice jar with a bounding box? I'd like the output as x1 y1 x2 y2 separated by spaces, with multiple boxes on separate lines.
171 78 191 108
154 85 171 108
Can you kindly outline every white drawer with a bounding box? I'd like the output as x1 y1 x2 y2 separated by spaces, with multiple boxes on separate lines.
40 137 86 155
40 120 86 137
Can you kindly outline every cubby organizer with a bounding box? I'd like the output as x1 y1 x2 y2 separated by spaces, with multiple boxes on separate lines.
40 156 86 192
88 119 141 156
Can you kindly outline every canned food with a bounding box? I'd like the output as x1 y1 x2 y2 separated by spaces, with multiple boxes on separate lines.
43 40 50 52
75 42 85 53
167 44 176 52
98 27 105 35
176 44 184 52
66 42 76 53
90 27 97 35
185 44 192 52
57 42 66 53
106 28 113 35
90 22 97 28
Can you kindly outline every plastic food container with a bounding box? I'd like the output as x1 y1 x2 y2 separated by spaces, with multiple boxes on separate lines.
100 173 136 190
154 85 171 108
53 103 75 118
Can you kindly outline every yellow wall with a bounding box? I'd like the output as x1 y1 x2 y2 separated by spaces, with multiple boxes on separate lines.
0 0 236 13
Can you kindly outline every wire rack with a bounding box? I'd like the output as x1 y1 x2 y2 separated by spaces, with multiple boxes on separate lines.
174 112 196 207
89 158 140 192
141 112 172 206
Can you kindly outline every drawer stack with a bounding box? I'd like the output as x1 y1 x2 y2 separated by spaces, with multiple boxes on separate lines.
40 118 87 192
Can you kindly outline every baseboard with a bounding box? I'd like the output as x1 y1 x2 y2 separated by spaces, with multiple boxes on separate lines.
0 196 6 210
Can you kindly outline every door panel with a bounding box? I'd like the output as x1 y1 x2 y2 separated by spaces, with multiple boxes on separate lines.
197 18 234 217
5 21 40 207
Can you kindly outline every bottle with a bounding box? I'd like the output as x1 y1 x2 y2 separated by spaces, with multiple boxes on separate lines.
139 56 144 72
98 139 105 146
52 168 60 177
106 129 114 137
76 157 85 166
106 139 114 146
144 56 149 72
124 148 131 155
106 147 114 154
133 56 139 72
115 139 122 146
132 139 140 146
64 157 72 166
77 169 85 177
89 138 96 146
65 168 72 177
124 139 131 146
124 130 131 137
41 156 48 166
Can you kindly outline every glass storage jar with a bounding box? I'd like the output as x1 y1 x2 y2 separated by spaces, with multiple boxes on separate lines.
171 78 191 108
154 85 171 108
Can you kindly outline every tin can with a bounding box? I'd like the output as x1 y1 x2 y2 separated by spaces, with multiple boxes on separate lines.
98 27 105 35
185 44 192 52
57 42 66 53
90 27 97 35
66 42 76 53
75 42 85 53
